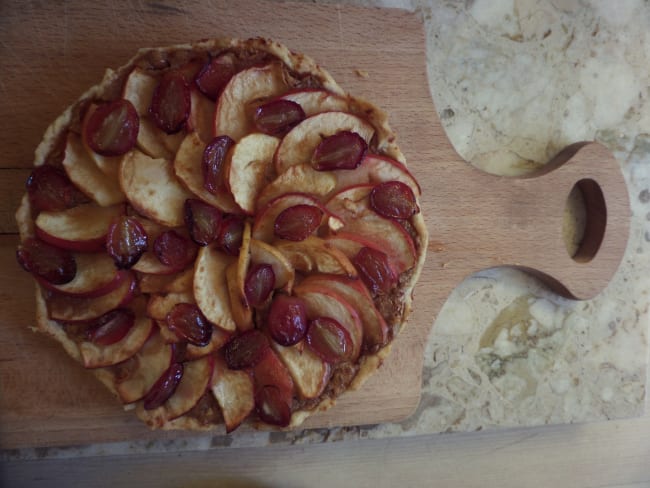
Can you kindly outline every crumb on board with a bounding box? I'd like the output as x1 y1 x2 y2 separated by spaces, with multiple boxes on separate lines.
354 68 369 79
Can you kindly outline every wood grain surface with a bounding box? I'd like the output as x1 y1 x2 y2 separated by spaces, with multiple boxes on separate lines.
0 0 630 449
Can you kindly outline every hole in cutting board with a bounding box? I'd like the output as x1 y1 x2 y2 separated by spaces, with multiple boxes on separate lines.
563 178 606 263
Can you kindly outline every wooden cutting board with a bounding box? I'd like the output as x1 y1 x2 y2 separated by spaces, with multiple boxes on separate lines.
0 0 629 449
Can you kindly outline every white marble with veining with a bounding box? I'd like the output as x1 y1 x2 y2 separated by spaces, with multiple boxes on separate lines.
4 0 650 460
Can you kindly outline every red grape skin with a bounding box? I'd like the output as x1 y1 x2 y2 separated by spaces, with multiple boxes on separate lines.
216 216 245 256
202 136 235 195
312 131 367 171
184 199 222 246
244 264 275 307
194 53 237 100
16 238 76 285
143 363 184 410
306 316 353 364
106 216 148 269
149 71 191 134
223 329 270 370
26 165 90 212
255 385 291 427
273 205 323 241
369 181 419 219
267 295 308 346
253 99 305 137
166 303 212 347
153 231 197 269
352 246 397 295
85 309 135 346
84 99 139 156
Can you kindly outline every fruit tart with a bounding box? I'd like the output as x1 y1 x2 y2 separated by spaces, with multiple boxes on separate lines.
15 38 428 432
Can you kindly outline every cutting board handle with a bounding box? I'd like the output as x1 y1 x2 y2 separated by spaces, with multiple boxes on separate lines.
430 141 630 300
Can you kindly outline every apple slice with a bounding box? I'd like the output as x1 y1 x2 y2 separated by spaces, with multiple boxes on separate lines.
129 217 189 276
226 133 280 214
38 252 121 298
80 314 153 368
300 274 389 348
137 267 194 294
271 341 331 400
81 103 124 178
250 239 294 293
224 221 253 331
35 203 124 252
210 354 255 432
326 185 416 272
275 236 357 277
188 89 215 143
173 133 240 213
255 163 337 212
332 153 421 197
122 67 184 159
252 193 341 243
136 355 214 427
62 132 126 207
119 149 193 227
293 283 363 361
194 245 237 332
214 63 289 141
115 330 174 403
274 112 375 174
278 89 349 116
47 271 136 321
146 291 195 322
324 232 385 258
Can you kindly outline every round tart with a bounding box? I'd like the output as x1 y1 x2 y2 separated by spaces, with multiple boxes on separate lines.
15 38 428 432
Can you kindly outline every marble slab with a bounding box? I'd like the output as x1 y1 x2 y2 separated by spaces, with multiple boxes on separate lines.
4 0 650 460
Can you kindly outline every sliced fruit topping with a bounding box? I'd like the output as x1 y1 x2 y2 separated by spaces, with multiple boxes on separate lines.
122 67 183 159
106 216 148 269
185 324 230 360
306 317 353 364
143 362 184 410
195 52 237 101
253 99 305 137
255 164 337 212
278 89 348 116
137 355 214 426
166 302 212 347
174 133 240 214
227 133 279 214
267 295 307 347
35 203 124 252
225 221 252 331
120 150 193 227
250 239 295 293
211 354 254 433
184 199 222 246
213 63 289 141
149 71 191 134
84 99 139 156
48 271 136 322
293 284 363 360
333 153 421 197
79 311 153 368
271 340 330 400
153 231 197 270
26 165 89 212
38 252 121 298
274 112 374 174
202 135 235 195
17 238 76 285
115 330 173 403
301 274 388 348
224 329 270 370
353 246 397 295
216 215 245 256
255 385 291 427
275 237 357 277
244 263 275 307
369 181 419 219
62 132 126 207
312 131 367 171
193 245 236 331
188 89 216 143
274 204 323 241
137 267 193 294
146 291 195 322
85 308 135 345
